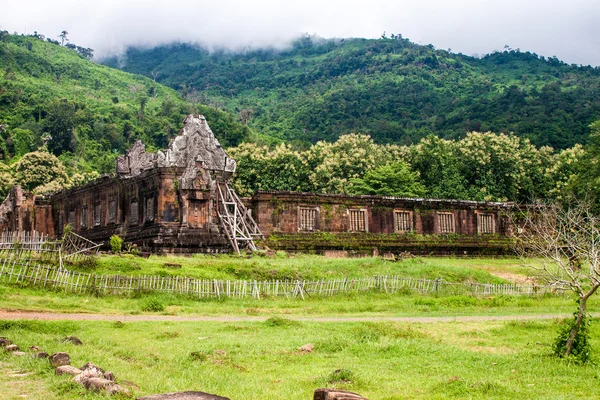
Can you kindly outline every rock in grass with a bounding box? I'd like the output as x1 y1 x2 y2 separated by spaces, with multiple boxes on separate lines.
73 363 105 383
104 371 116 381
50 352 71 368
79 362 105 373
0 337 13 347
56 365 83 376
137 391 231 400
299 343 314 353
5 344 20 352
29 345 41 351
34 352 49 359
82 377 113 391
62 336 83 345
12 351 27 357
314 388 368 400
106 384 130 396
80 377 130 396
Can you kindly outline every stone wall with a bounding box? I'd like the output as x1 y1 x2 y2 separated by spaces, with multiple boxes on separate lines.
0 186 53 235
46 168 230 253
250 191 515 255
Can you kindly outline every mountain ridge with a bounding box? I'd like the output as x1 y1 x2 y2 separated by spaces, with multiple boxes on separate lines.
103 36 600 149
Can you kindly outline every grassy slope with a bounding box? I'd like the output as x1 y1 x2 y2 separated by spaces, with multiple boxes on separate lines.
0 34 250 174
89 254 531 282
1 319 600 399
105 38 600 148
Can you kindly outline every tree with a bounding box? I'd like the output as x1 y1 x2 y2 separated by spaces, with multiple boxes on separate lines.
517 200 600 361
44 99 77 155
58 30 69 46
13 150 69 192
348 161 426 197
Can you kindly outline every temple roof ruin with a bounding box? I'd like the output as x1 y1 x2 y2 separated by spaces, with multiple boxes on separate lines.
116 114 236 186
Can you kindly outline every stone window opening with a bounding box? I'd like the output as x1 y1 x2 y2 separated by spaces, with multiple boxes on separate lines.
394 210 412 233
108 198 117 224
438 212 455 234
349 209 367 232
81 206 88 229
477 213 495 234
145 196 155 222
298 207 318 232
94 203 101 227
68 210 76 228
130 199 139 226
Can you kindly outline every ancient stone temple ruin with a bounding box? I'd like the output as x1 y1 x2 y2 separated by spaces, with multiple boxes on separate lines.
0 115 263 254
0 115 516 255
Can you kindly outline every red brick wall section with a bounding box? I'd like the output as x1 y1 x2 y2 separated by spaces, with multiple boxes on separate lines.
251 192 514 237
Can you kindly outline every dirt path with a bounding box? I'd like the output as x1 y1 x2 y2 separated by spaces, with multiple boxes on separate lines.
0 310 583 323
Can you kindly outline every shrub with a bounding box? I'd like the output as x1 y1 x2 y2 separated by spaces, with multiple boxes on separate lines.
109 235 123 254
141 298 165 312
553 312 592 364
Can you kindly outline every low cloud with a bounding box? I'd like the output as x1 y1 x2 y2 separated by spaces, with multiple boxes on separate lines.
1 0 599 65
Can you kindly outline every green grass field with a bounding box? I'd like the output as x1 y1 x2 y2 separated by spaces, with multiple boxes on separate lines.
1 318 600 399
1 255 598 399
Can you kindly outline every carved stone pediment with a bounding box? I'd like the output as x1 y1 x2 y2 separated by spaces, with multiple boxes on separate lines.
116 140 157 177
116 116 236 184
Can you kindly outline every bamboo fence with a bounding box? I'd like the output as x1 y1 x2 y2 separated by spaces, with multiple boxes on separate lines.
0 259 565 299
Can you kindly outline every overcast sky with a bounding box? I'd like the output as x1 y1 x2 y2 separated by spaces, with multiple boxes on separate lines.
1 0 599 65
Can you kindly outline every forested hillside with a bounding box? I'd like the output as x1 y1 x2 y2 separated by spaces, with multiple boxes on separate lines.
1 32 599 204
104 36 600 149
0 32 251 190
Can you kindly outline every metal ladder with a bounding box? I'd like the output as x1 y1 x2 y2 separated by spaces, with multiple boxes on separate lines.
216 182 263 254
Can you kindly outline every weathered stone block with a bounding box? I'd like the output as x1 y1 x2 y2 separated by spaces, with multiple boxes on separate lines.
55 365 83 376
49 352 70 367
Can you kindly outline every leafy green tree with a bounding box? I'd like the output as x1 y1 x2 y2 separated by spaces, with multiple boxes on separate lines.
304 134 403 193
348 161 426 197
13 150 69 192
407 136 468 199
44 100 77 155
570 121 600 204
9 128 39 156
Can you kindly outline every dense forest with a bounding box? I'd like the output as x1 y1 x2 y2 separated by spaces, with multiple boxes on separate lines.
0 32 251 194
104 35 600 149
1 32 600 205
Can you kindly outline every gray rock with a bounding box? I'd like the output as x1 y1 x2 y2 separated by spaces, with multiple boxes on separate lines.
80 362 104 373
11 351 26 357
0 337 13 347
34 351 49 359
107 384 130 396
82 377 113 392
314 388 368 400
104 371 116 381
49 352 70 368
73 363 104 383
55 365 83 376
137 391 231 400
